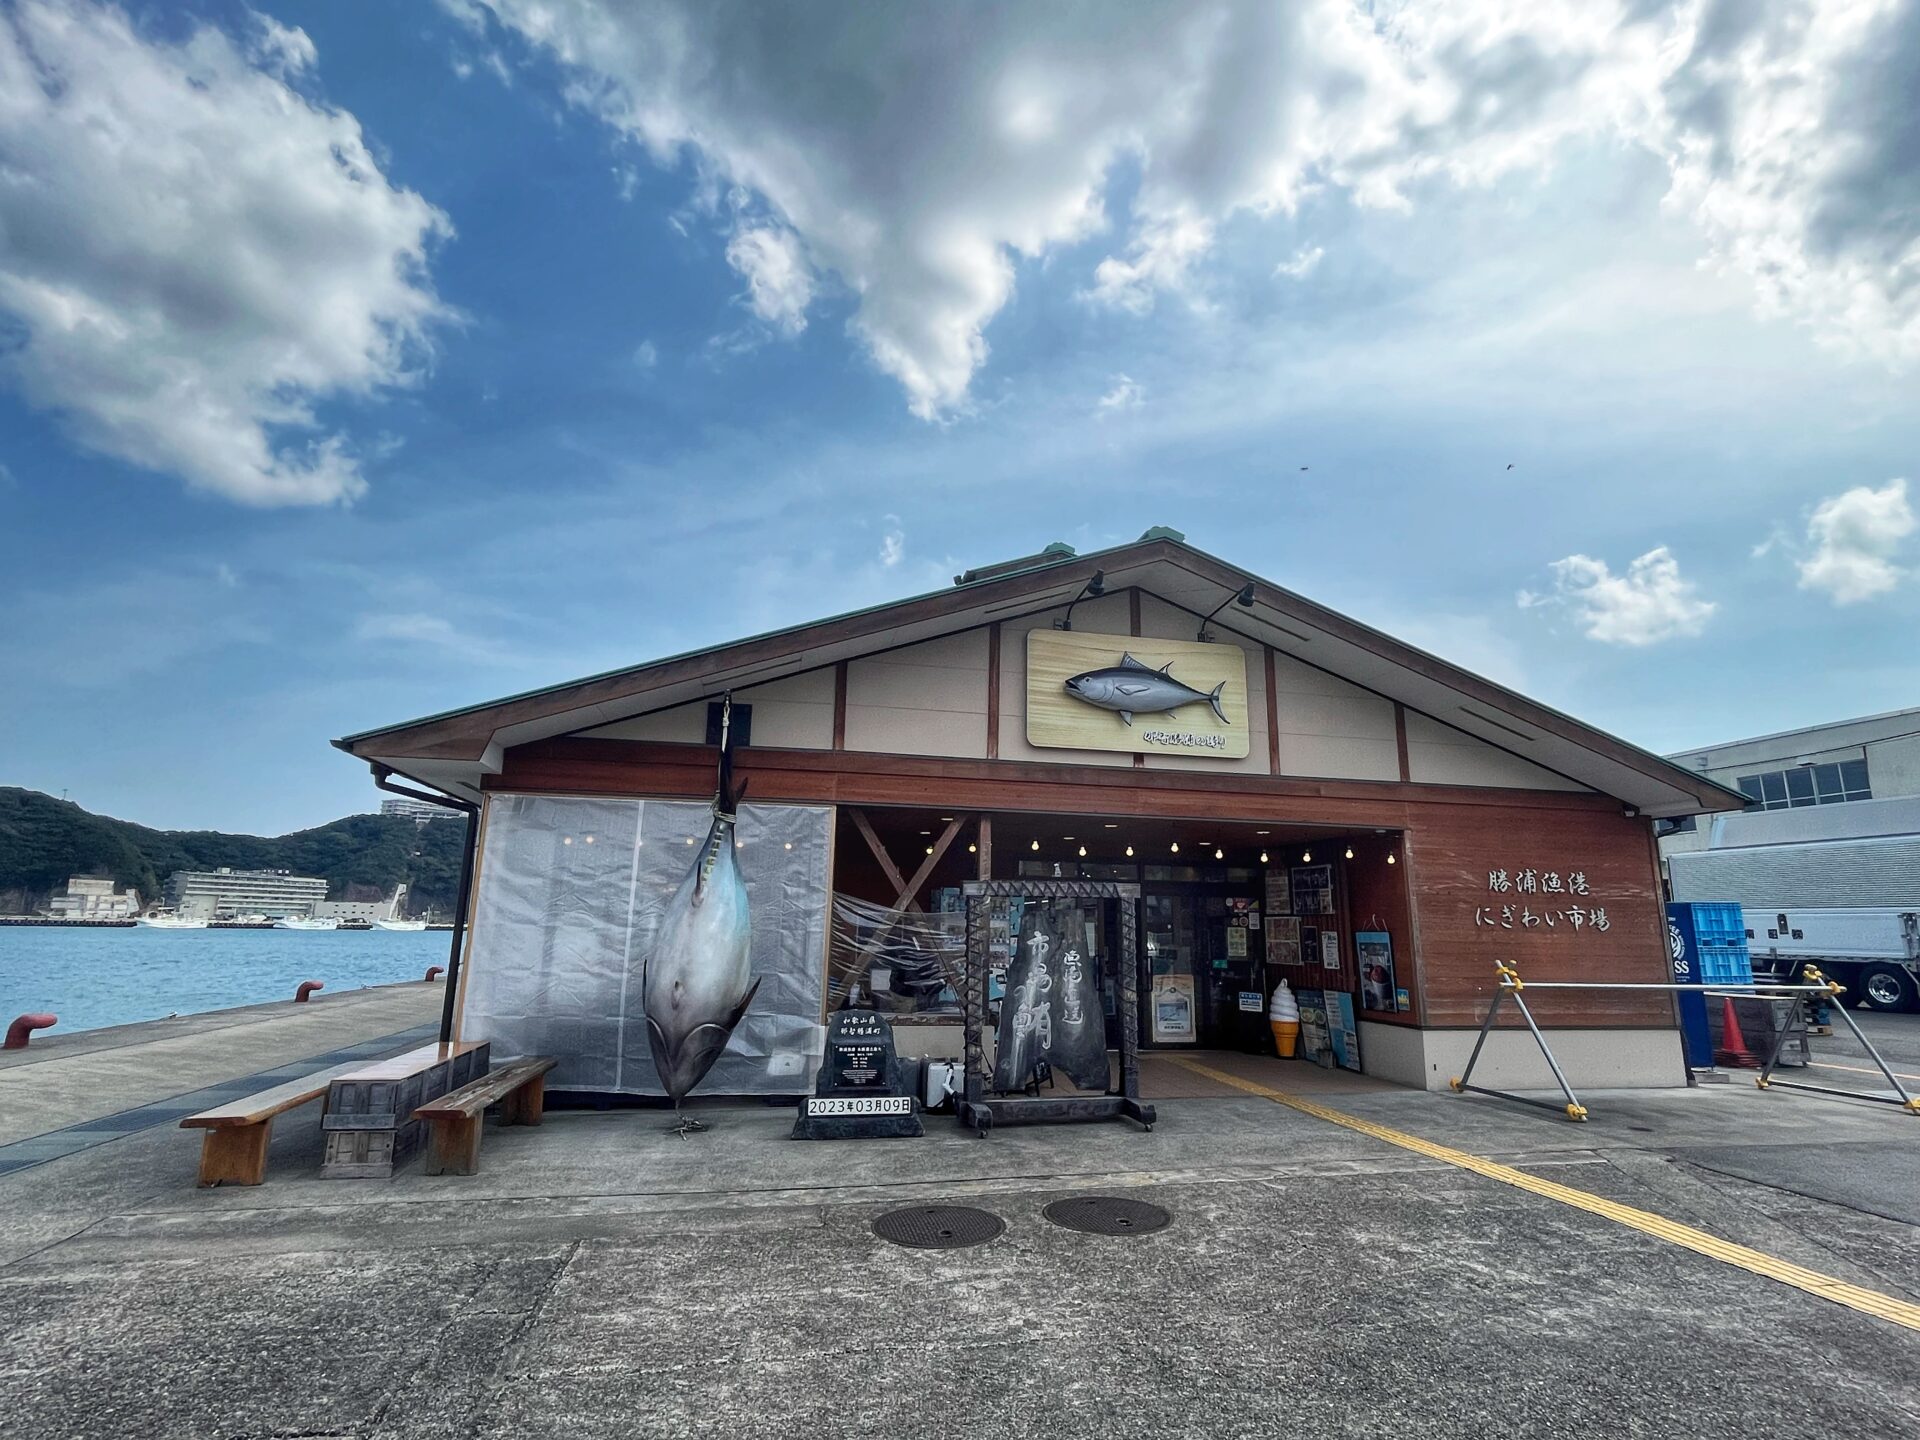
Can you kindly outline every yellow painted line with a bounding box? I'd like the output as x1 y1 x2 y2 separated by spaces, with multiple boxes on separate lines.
1168 1056 1920 1334
1808 1060 1920 1084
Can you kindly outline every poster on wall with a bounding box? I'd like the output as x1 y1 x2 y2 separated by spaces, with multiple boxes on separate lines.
1290 864 1334 916
1151 974 1197 1043
1325 991 1362 1072
1025 629 1250 758
1356 931 1397 1012
1264 869 1291 916
1320 929 1341 971
1265 915 1301 967
1296 989 1333 1067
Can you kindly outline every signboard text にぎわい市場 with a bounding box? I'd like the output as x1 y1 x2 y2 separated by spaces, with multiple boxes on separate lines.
1473 867 1610 933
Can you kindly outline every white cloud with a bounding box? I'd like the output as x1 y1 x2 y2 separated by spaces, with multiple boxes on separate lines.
1095 374 1145 415
452 1 1920 420
1085 217 1216 315
0 2 450 505
878 516 905 568
1523 545 1716 645
1273 246 1324 280
725 226 814 335
632 339 659 368
354 611 516 665
1797 478 1915 603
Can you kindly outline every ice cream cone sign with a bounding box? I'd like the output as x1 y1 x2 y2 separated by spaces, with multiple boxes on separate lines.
1269 979 1300 1059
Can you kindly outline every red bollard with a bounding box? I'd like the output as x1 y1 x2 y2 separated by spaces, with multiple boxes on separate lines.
4 1013 57 1050
295 980 325 1003
425 965 445 982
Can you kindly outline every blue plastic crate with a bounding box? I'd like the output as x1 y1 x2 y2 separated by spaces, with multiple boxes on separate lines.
1698 943 1754 985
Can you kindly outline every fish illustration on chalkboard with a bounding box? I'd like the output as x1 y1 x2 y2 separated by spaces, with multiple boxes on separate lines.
1063 652 1228 728
644 693 758 1136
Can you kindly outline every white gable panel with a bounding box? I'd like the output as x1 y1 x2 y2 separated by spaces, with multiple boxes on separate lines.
844 628 990 758
996 591 1136 768
1271 652 1399 781
1404 710 1588 792
1136 593 1271 775
581 670 836 748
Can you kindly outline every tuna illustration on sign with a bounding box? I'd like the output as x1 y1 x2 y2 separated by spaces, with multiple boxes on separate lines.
1063 652 1228 728
644 692 758 1136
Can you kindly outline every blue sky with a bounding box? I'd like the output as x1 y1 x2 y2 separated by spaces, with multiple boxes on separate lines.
3 0 1918 834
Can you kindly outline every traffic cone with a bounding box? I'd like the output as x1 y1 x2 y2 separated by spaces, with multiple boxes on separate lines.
1714 996 1758 1068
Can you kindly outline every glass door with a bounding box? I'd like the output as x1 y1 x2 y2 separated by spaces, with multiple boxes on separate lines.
1141 893 1198 1046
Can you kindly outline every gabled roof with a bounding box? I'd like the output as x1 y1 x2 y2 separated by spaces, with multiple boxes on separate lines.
336 530 1745 818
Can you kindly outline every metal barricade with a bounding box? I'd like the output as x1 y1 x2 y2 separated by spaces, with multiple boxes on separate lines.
1450 962 1919 1123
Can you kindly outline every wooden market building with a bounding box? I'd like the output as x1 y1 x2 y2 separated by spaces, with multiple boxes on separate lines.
336 529 1744 1094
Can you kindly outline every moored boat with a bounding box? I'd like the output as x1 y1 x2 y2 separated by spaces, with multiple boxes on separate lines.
134 913 208 929
271 916 340 931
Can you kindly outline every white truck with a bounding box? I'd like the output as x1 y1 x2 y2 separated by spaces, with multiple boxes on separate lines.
1667 834 1920 1011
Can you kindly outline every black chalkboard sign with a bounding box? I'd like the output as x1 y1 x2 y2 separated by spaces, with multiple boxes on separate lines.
991 904 1110 1092
791 1007 924 1140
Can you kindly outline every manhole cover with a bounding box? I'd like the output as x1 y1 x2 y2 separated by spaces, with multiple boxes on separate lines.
872 1205 1005 1249
1043 1195 1172 1237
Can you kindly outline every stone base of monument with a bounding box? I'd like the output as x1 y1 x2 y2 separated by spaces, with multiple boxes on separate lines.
791 1007 926 1140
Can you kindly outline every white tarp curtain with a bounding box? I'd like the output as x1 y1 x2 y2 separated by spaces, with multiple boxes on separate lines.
464 793 832 1094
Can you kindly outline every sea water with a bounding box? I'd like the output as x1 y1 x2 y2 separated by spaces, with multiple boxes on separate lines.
0 927 449 1035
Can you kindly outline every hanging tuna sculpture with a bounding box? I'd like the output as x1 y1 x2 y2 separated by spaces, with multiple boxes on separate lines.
644 694 758 1136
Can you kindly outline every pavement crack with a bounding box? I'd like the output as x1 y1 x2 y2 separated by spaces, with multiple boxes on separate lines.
448 1239 583 1440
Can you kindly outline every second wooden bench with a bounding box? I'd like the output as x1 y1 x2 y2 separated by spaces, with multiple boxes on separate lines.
413 1056 556 1176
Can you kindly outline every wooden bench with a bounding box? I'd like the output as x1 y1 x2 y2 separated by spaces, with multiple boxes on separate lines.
413 1056 556 1176
180 1059 368 1187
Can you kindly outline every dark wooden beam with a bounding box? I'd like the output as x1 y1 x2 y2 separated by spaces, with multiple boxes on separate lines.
985 624 1001 760
1395 702 1411 783
846 806 917 910
1265 646 1280 777
832 661 848 750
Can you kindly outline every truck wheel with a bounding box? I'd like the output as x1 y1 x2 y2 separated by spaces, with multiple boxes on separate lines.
1857 964 1917 1013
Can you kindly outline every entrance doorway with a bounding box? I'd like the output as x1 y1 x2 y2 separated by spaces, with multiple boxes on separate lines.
1142 884 1268 1051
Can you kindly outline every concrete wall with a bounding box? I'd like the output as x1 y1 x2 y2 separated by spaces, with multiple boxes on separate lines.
1361 1022 1685 1091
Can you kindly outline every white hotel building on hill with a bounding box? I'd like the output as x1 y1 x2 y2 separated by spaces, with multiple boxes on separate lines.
162 867 328 920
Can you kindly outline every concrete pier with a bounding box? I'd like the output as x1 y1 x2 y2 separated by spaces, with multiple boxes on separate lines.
2 998 1918 1438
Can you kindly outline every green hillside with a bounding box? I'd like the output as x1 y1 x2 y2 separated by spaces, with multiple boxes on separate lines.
0 788 469 918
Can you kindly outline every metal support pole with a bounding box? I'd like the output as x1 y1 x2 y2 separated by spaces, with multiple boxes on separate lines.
1756 968 1920 1113
1508 988 1587 1121
1450 988 1507 1094
438 809 479 1045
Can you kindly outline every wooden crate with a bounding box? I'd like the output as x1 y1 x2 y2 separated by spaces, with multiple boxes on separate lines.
320 1040 490 1179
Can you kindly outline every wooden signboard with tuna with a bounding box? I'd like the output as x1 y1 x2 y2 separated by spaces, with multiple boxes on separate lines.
1026 630 1249 758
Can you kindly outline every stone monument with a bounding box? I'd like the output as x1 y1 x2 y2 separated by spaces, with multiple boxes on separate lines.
791 1006 924 1139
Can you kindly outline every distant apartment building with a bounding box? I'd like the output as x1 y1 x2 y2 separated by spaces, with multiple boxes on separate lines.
1657 706 1920 870
379 795 444 823
46 875 141 920
163 867 328 920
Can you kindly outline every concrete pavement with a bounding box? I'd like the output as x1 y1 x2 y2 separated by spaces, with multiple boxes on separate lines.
2 999 1919 1437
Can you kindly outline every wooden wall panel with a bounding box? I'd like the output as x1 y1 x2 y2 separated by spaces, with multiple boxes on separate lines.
1408 804 1669 1028
1344 832 1418 1024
